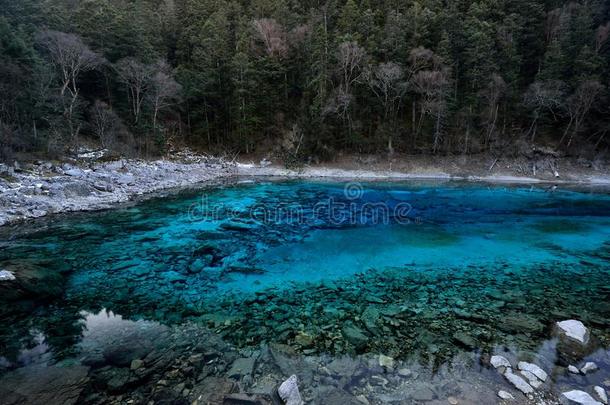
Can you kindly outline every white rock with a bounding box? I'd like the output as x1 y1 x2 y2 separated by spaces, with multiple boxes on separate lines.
504 370 534 394
556 320 589 344
278 375 303 405
581 362 599 374
0 270 16 281
498 390 515 400
519 370 543 388
517 361 547 382
595 387 608 405
562 390 603 405
491 355 512 369
568 365 581 374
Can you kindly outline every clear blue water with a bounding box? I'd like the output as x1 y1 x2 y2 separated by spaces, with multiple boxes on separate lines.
0 179 609 402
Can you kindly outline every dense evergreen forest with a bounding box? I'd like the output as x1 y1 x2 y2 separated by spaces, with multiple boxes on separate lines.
1 0 609 163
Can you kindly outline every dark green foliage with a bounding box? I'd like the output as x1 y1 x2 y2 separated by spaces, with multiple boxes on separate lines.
0 0 609 161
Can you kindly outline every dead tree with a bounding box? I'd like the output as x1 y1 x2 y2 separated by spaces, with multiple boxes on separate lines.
523 80 566 142
37 30 103 151
560 80 604 148
149 61 182 138
480 74 507 149
115 58 154 125
411 68 451 153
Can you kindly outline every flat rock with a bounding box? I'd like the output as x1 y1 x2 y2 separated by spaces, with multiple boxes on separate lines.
411 386 436 401
342 325 369 349
519 370 542 389
562 390 603 405
517 361 547 381
556 320 589 344
491 355 512 369
504 370 533 394
191 377 237 404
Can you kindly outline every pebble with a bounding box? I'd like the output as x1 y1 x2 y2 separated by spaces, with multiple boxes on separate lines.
568 365 581 374
447 396 459 404
498 390 515 400
378 354 394 369
581 362 599 374
278 375 303 405
594 386 608 405
130 359 144 370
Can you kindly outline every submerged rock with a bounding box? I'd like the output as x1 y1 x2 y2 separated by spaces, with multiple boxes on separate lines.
227 357 256 379
0 364 89 405
0 270 15 281
556 320 589 344
342 325 369 349
562 390 603 405
503 370 533 395
278 375 303 405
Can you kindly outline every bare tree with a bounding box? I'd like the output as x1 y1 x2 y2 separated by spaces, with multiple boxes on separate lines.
37 30 103 151
523 80 566 142
366 62 407 154
90 100 121 150
596 22 610 53
560 80 604 148
252 18 288 58
115 58 154 125
149 61 182 135
411 68 451 152
480 74 507 149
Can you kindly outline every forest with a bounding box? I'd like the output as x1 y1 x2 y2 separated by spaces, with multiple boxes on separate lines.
1 0 609 163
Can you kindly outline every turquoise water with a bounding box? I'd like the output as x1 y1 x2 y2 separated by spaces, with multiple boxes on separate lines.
0 179 609 402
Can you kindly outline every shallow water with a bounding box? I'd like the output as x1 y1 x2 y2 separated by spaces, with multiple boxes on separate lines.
0 179 609 403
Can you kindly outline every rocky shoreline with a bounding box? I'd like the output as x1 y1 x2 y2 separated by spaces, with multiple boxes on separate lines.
0 154 236 227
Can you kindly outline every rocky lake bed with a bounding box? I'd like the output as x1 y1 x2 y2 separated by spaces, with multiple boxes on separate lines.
0 156 609 404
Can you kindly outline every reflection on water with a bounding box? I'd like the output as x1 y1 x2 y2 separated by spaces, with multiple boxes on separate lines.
0 179 609 403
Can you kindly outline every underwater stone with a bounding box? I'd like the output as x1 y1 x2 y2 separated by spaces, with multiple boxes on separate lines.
294 332 315 348
278 375 303 405
581 362 598 374
411 386 435 401
452 331 477 349
556 320 589 344
227 357 256 379
562 390 603 405
130 359 144 370
378 354 394 369
0 270 15 281
342 325 369 349
503 370 533 395
498 390 515 400
594 386 608 405
491 355 512 369
517 362 547 382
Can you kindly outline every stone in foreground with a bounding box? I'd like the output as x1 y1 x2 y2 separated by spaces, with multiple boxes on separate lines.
556 320 589 344
568 365 581 374
278 375 303 405
562 390 603 405
0 270 15 281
